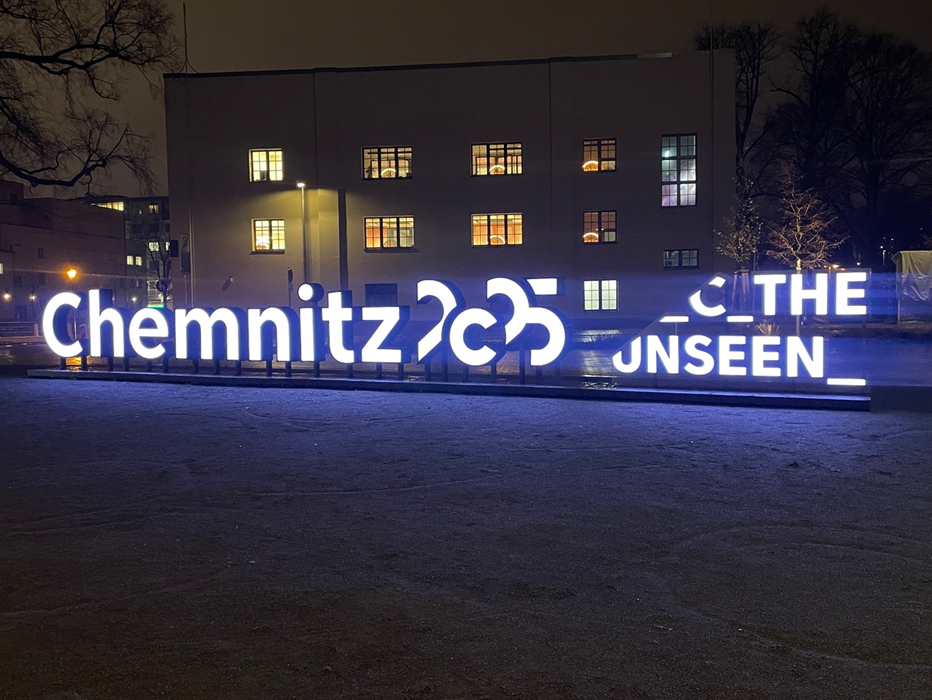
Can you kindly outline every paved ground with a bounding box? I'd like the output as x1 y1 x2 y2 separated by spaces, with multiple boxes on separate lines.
1 377 931 700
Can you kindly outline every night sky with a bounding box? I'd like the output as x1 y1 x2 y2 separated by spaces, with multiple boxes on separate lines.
112 0 932 196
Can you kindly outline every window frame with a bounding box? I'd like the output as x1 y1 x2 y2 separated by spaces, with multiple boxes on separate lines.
249 149 284 182
663 249 699 269
471 213 524 247
362 146 413 180
252 218 286 253
661 134 697 207
583 280 618 311
582 210 617 244
582 138 616 172
471 142 523 176
364 216 415 250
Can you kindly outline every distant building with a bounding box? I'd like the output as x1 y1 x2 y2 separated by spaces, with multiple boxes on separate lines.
78 195 177 308
0 183 131 323
165 52 735 324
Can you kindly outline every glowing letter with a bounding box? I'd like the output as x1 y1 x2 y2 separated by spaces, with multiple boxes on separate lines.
88 290 126 357
248 308 296 362
753 274 787 316
487 277 567 366
835 272 868 315
41 291 82 357
718 336 747 376
646 335 679 374
449 308 498 366
787 336 824 378
417 280 462 361
322 291 356 364
751 336 781 377
175 308 243 361
790 273 829 316
688 276 727 317
361 306 407 363
683 335 714 375
128 308 170 360
613 337 641 373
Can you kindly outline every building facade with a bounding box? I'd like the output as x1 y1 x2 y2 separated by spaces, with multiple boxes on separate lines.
0 183 129 323
165 52 735 326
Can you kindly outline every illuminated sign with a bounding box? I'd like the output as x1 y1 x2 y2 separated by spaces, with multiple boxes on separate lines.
41 272 869 387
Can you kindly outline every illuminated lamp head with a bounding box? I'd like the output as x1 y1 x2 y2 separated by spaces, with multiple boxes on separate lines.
2 292 10 301
65 267 78 281
296 181 306 189
582 160 599 172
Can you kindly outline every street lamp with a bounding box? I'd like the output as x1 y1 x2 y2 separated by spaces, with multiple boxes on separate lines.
64 267 78 340
297 182 309 286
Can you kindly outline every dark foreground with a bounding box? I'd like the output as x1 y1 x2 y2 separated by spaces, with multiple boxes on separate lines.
1 378 931 700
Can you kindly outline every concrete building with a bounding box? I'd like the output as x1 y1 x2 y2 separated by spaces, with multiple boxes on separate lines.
79 195 179 308
0 183 131 324
164 52 735 326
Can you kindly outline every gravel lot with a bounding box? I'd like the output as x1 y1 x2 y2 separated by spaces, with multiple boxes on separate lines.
1 377 931 699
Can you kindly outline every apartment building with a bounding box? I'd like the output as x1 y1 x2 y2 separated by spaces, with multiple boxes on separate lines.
164 52 735 326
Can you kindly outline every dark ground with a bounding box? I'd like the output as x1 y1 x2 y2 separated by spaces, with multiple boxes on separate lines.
1 377 931 700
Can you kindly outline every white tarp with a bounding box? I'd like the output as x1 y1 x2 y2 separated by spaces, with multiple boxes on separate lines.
893 251 932 303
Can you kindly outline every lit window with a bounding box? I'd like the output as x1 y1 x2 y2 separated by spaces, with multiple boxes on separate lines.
126 255 134 265
365 283 399 306
582 139 616 172
661 135 697 207
148 242 160 252
362 146 412 179
583 211 616 243
472 214 523 246
0 263 4 274
148 203 160 214
364 217 415 249
471 143 522 176
663 249 699 268
250 149 284 182
583 280 618 311
94 201 124 211
253 219 285 252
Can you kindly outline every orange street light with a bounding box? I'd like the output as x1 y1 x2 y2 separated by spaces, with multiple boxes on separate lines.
65 267 78 281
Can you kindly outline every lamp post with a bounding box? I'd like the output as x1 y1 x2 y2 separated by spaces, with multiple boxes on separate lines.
65 267 78 340
297 182 308 285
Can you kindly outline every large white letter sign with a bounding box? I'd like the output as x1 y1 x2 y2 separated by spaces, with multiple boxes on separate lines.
175 308 245 361
248 307 298 362
88 289 127 357
753 274 787 316
361 306 409 363
417 280 463 361
688 276 727 317
42 291 82 357
835 272 868 315
449 308 498 367
613 337 642 373
297 283 325 362
128 308 171 360
322 291 357 364
486 277 567 366
791 273 829 316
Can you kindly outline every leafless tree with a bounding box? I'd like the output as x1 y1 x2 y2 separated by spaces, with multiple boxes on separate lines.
696 22 781 189
767 165 844 270
0 0 178 190
767 10 932 262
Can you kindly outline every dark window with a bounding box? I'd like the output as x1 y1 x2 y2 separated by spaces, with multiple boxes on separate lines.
364 217 414 249
583 211 617 243
582 139 616 172
471 143 522 175
663 249 699 268
14 275 23 288
362 146 412 179
365 283 399 306
37 247 44 259
661 134 697 207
